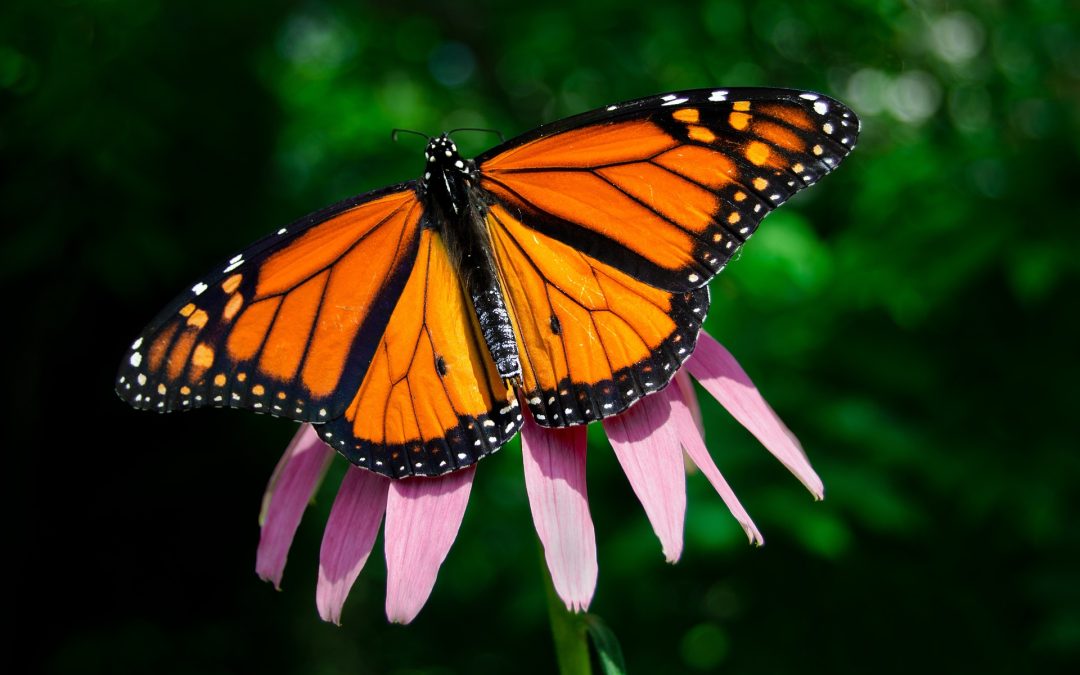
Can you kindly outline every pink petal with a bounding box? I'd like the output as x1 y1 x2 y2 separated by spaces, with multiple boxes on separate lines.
521 410 597 612
384 468 475 624
256 424 335 588
604 391 687 563
686 332 824 499
669 383 764 545
675 370 705 439
316 467 390 624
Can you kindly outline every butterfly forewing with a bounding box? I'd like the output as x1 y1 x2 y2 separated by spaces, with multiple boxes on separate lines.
116 185 423 422
478 88 859 293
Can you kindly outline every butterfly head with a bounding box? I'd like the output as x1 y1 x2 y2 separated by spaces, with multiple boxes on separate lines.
422 134 474 186
421 134 476 216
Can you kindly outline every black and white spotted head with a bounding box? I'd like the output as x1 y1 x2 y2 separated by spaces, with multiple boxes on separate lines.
421 133 475 189
420 134 477 217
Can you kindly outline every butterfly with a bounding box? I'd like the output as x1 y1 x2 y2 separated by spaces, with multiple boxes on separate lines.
116 87 859 479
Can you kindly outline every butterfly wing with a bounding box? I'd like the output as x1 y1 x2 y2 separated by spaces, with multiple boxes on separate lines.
487 203 709 426
116 184 424 423
315 227 522 478
477 88 858 425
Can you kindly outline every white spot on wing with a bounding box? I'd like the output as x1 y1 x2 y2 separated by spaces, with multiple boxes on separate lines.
130 352 142 367
814 101 829 115
709 90 729 101
662 97 689 106
799 93 819 100
131 337 143 350
192 282 208 296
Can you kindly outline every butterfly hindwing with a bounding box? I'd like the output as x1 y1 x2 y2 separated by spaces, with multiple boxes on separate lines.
116 185 424 423
316 227 523 478
478 88 858 293
487 203 709 427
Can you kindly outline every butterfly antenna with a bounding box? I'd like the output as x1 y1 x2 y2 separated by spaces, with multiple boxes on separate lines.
448 127 505 143
391 128 431 143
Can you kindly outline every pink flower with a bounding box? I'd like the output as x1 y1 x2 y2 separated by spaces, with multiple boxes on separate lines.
256 331 823 624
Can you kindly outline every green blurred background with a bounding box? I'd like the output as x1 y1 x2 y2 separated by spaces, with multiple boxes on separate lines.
7 0 1079 673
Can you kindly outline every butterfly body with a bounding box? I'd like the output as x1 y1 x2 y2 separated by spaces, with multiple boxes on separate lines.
117 88 859 479
419 134 522 386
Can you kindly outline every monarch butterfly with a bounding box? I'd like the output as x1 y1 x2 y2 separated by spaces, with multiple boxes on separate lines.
116 87 859 479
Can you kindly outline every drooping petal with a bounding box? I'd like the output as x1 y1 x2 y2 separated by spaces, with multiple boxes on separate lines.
521 410 597 612
669 382 764 545
256 424 336 588
384 467 475 624
604 389 687 563
317 467 390 624
675 370 705 439
685 332 824 499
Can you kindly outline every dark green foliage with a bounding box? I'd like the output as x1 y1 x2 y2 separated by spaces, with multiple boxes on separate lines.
6 1 1079 673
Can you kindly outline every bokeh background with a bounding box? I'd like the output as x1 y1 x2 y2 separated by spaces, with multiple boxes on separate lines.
8 0 1080 673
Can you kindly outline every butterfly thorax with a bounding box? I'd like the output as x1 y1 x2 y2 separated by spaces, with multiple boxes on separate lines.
420 134 522 388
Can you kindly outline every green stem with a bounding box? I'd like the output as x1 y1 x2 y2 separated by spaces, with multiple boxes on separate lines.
539 544 592 675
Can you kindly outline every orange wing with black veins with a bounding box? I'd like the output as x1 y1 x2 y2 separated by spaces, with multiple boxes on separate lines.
476 88 858 425
116 186 424 423
315 228 522 478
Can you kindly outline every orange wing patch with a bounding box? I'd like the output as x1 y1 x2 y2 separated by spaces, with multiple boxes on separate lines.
117 187 423 421
483 120 678 170
316 229 522 478
487 203 709 427
480 90 859 295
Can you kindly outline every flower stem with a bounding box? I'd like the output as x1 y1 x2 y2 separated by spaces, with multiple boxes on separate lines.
539 545 592 675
